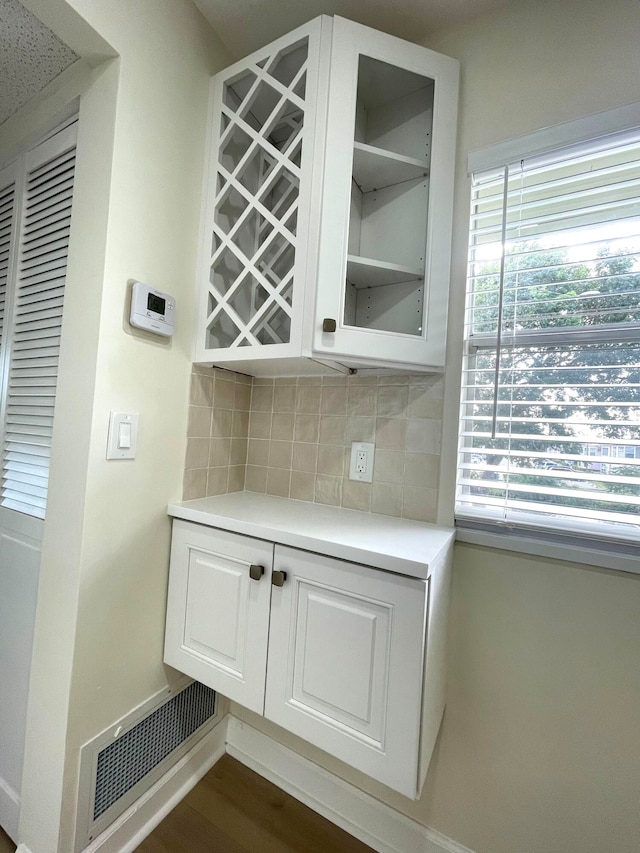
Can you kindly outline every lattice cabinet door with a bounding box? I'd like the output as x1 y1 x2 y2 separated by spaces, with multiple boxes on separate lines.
194 18 327 365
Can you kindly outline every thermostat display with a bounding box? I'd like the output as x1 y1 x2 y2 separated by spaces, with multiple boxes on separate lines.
130 281 176 337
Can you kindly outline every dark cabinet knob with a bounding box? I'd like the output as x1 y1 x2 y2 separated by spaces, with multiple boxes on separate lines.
271 570 287 587
322 318 337 333
249 564 264 581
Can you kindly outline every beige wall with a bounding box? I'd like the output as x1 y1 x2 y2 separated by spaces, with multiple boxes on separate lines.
12 0 640 851
184 368 443 521
232 2 640 853
16 2 231 852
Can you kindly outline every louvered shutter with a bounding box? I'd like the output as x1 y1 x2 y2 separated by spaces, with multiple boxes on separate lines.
1 124 77 518
0 166 18 362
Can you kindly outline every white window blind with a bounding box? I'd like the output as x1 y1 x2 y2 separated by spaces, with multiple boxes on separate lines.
457 127 640 544
0 122 77 519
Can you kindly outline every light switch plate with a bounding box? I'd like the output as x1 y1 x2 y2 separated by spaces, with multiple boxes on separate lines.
106 412 139 460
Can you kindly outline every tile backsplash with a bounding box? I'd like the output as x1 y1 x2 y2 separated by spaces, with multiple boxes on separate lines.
184 367 444 523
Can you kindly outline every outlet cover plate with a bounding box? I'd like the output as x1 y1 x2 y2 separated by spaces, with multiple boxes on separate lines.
349 442 375 483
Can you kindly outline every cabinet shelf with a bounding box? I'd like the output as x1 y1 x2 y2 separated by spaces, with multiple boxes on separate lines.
352 142 429 193
346 255 424 289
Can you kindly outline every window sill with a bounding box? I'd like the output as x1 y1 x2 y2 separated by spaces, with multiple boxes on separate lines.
455 525 640 576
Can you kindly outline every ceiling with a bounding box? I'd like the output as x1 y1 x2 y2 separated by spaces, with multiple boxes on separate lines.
0 0 78 127
0 0 509 129
194 0 510 58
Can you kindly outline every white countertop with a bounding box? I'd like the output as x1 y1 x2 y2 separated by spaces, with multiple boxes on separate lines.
168 492 454 579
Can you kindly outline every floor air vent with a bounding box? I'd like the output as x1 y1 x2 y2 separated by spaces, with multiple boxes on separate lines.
76 679 219 851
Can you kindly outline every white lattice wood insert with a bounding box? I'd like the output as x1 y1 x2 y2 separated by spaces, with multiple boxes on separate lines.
205 37 310 350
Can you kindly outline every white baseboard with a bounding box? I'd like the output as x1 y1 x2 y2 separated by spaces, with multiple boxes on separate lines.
82 714 228 853
0 773 19 844
32 710 472 853
226 716 475 853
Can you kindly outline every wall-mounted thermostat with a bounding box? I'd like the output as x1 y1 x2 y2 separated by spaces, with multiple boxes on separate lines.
130 281 176 336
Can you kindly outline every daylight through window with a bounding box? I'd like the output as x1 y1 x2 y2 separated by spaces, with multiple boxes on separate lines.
457 127 640 543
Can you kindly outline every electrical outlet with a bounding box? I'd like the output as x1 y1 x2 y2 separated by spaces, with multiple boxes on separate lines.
349 442 375 483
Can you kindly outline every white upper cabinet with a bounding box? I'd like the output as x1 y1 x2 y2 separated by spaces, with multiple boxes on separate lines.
194 16 459 376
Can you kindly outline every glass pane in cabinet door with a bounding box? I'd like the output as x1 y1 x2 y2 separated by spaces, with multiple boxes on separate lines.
344 55 434 338
205 38 309 349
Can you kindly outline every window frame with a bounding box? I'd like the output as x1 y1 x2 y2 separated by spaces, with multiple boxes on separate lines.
455 101 640 569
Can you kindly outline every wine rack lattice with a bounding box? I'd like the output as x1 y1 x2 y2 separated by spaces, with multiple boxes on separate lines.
206 38 309 349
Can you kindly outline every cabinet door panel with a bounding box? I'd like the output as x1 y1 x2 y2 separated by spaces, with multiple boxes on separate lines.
265 544 427 798
313 17 459 370
164 521 273 714
193 17 328 366
291 583 390 744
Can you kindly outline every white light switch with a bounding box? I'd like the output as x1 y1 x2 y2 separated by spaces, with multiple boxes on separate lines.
107 412 138 459
118 422 132 449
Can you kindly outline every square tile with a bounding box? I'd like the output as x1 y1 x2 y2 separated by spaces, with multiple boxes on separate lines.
321 386 347 415
292 443 318 473
274 384 297 413
345 417 375 444
230 437 248 466
214 377 236 409
373 450 405 484
290 471 315 502
347 385 376 417
403 453 439 488
185 437 209 470
234 382 252 411
377 384 409 418
375 417 407 450
319 416 346 446
206 466 229 496
295 385 321 413
266 467 290 497
247 439 269 466
245 465 267 493
272 413 295 440
211 408 232 438
317 445 343 476
228 465 245 492
251 384 274 412
247 438 270 468
402 486 437 523
187 406 212 438
209 437 231 467
232 410 249 438
406 419 442 454
341 480 371 512
249 411 272 439
371 482 403 517
268 440 293 470
294 414 320 443
314 474 342 506
190 373 213 407
182 468 207 500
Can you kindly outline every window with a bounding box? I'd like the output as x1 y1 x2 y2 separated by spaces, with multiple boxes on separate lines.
457 118 640 545
0 121 77 519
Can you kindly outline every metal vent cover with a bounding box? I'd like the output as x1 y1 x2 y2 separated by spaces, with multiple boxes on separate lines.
76 678 219 851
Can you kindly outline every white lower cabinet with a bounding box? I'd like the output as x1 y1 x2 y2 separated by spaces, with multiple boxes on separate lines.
164 519 449 799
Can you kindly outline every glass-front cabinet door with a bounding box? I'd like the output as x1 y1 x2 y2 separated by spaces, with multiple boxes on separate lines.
193 19 325 366
313 18 459 371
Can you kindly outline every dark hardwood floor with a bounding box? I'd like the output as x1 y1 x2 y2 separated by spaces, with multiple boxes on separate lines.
0 755 371 853
136 754 374 853
0 826 14 853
